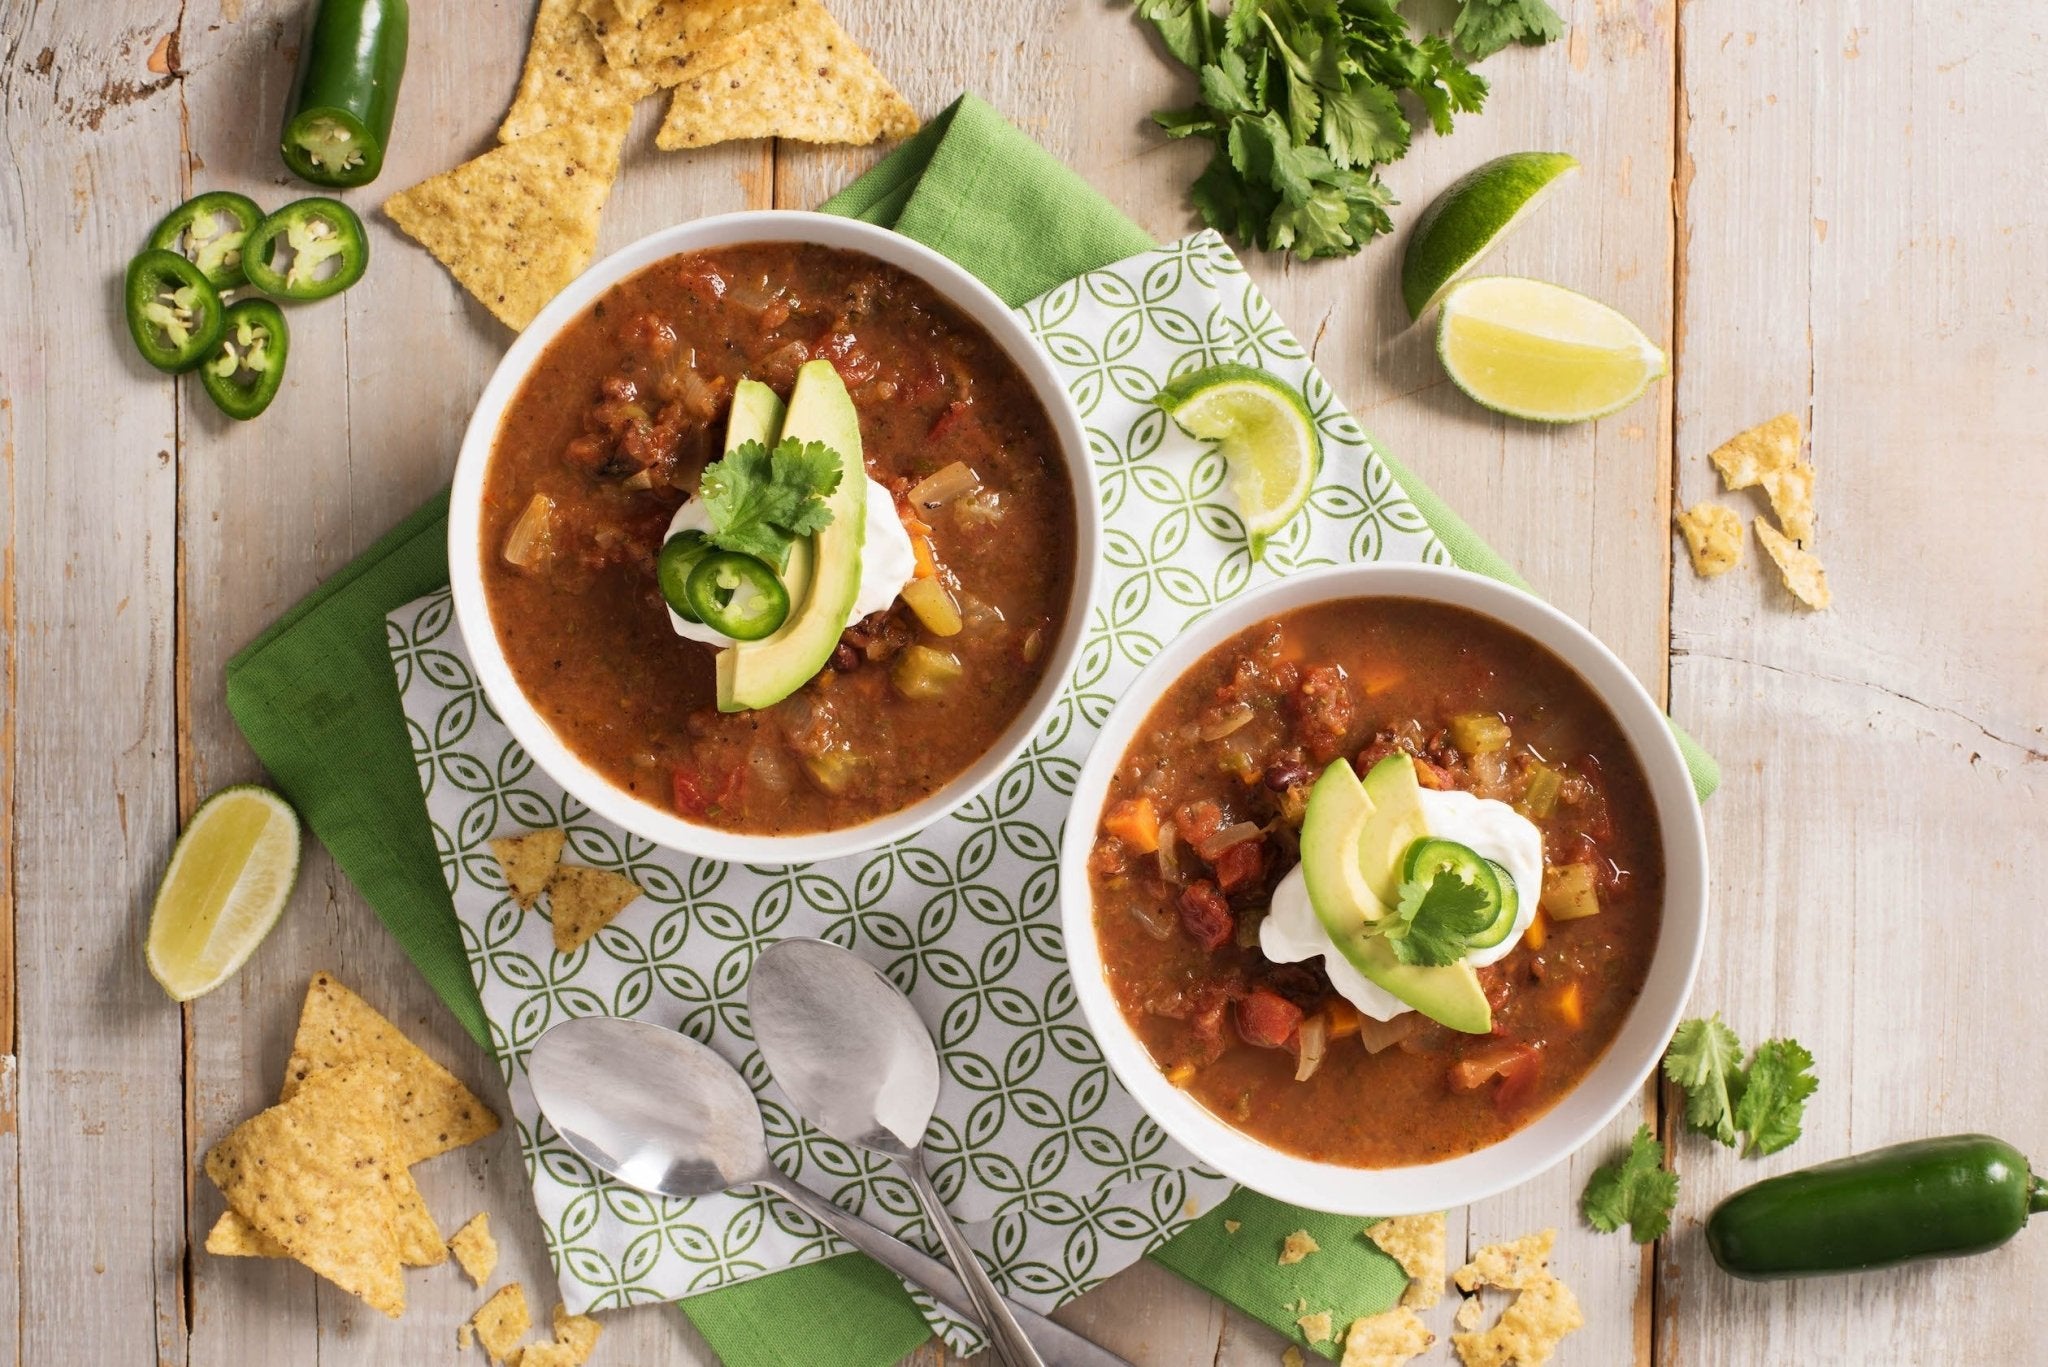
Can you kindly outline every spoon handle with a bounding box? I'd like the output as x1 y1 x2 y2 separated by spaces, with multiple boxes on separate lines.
765 1175 1125 1367
901 1156 1050 1367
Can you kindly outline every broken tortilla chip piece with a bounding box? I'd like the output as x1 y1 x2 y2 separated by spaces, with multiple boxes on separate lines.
206 1209 289 1258
586 0 803 85
519 1304 605 1367
500 0 651 142
1455 1295 1485 1332
384 106 632 331
492 828 568 908
1454 1229 1556 1293
1708 412 1802 491
546 865 645 952
1450 1271 1583 1367
1760 461 1816 543
204 1065 407 1317
1675 502 1744 578
1297 1310 1334 1344
1755 519 1833 609
1277 1229 1320 1265
654 0 917 151
1340 1307 1435 1367
450 1211 500 1287
283 971 499 1163
473 1283 534 1364
1366 1212 1446 1308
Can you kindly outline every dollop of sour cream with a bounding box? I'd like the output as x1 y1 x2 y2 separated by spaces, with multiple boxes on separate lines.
663 477 917 646
1260 786 1545 1021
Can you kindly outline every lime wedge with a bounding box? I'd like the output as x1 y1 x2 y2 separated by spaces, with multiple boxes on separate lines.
1436 276 1667 424
1154 363 1321 559
146 785 301 1001
1402 152 1579 321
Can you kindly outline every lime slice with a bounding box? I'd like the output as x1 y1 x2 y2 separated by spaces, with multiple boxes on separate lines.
1402 152 1579 321
1154 363 1321 559
146 785 301 1001
1436 276 1667 424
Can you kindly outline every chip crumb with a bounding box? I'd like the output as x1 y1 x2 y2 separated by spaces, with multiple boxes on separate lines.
1450 1271 1582 1367
491 829 567 908
546 865 646 952
1281 1349 1305 1367
1760 461 1816 544
1365 1212 1446 1309
1755 519 1833 610
459 1321 476 1351
1708 412 1802 491
1455 1295 1485 1332
1297 1309 1334 1344
1675 502 1743 578
1224 1219 1242 1235
450 1213 499 1287
472 1283 533 1364
1278 1229 1321 1265
1340 1306 1434 1367
550 1302 603 1363
1454 1229 1556 1292
1185 1196 1202 1219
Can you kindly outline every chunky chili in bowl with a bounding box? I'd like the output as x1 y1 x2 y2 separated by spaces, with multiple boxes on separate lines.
1087 597 1664 1168
480 243 1077 835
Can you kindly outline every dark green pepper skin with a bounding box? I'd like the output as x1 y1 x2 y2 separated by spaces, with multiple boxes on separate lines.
243 198 369 301
200 298 291 421
124 249 227 373
146 191 264 289
1707 1134 2048 1280
279 0 409 188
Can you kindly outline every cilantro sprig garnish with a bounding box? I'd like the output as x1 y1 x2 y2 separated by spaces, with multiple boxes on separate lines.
1378 866 1495 967
1581 1124 1678 1244
698 437 844 572
1663 1013 1818 1157
1133 0 1564 259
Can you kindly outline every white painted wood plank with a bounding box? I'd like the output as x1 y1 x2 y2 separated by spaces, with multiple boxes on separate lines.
1 1 190 1362
1666 0 2048 1363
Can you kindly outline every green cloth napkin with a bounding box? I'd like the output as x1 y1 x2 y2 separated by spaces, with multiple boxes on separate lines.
225 92 1717 1367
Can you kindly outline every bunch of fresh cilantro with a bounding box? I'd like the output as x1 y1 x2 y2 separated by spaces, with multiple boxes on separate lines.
1135 0 1566 259
698 438 844 571
1580 1014 1821 1244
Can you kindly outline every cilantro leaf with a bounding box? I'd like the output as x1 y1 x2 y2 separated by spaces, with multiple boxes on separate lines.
1452 0 1567 61
1733 1039 1818 1157
1384 867 1495 967
1137 0 1222 70
1581 1125 1678 1243
1662 1013 1746 1146
699 438 843 571
1319 78 1408 168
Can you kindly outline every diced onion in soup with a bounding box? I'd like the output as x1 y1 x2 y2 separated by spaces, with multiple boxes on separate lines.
1294 1013 1328 1082
1202 821 1262 856
1126 896 1177 941
675 367 721 421
502 493 555 570
1199 701 1255 741
1155 821 1182 884
908 461 982 509
1355 1013 1421 1055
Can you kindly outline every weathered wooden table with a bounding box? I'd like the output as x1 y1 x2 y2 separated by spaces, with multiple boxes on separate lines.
4 0 2043 1361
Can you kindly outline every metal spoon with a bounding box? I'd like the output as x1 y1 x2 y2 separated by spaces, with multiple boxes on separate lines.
748 938 1050 1367
527 1016 1125 1367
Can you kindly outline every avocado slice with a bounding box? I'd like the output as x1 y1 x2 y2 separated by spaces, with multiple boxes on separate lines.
1356 752 1432 905
1299 757 1493 1035
718 361 868 712
711 380 788 705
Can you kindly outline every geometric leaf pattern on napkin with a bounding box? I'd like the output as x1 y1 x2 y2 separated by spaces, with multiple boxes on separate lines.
390 232 1445 1346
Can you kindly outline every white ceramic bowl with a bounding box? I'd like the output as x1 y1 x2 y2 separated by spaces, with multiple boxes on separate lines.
1059 564 1708 1215
450 211 1100 865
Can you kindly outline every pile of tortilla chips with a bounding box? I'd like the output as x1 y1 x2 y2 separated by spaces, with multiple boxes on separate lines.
203 973 500 1318
1675 411 1831 610
384 0 917 330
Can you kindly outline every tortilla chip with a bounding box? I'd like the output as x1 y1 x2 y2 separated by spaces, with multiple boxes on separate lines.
473 1283 534 1364
546 865 644 952
1675 502 1743 578
492 828 568 908
1298 1310 1334 1344
1282 1349 1305 1367
1454 1229 1556 1293
459 1322 476 1352
1755 519 1833 609
1366 1212 1446 1308
1708 412 1801 491
1455 1295 1485 1332
1278 1229 1320 1265
206 1209 288 1257
655 0 917 151
500 0 651 142
1761 462 1816 543
451 1212 499 1286
587 0 803 85
518 1305 605 1367
1340 1307 1435 1367
1223 1219 1242 1234
283 972 500 1163
203 1065 406 1317
384 107 632 331
1450 1271 1583 1367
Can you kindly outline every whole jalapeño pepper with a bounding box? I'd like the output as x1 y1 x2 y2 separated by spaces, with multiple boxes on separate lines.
279 0 409 188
